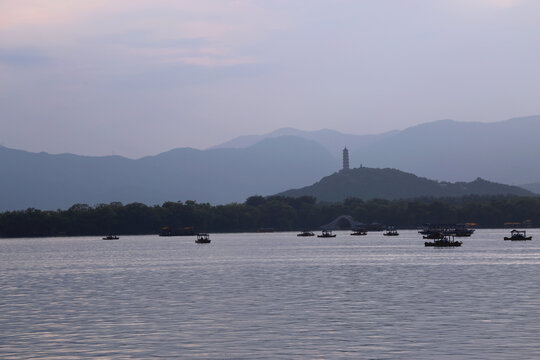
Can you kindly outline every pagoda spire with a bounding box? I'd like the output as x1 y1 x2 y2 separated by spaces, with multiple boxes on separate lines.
342 147 350 171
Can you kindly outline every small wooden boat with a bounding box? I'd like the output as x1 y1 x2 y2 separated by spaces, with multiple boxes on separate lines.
350 229 367 236
297 231 315 237
504 230 532 241
425 235 462 247
318 230 336 238
102 235 119 240
383 228 399 236
195 233 211 244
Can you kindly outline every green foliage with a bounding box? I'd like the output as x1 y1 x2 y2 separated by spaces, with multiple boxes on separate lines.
0 195 539 237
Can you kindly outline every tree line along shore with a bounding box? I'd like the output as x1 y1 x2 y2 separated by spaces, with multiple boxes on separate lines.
0 195 539 238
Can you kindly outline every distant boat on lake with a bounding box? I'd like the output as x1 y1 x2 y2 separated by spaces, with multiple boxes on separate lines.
419 223 474 237
102 235 119 240
195 233 211 244
297 231 315 237
425 235 462 247
318 230 336 238
383 228 399 236
350 229 367 236
504 230 532 241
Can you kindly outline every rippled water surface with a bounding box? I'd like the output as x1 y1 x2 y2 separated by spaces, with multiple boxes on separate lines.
2 229 540 359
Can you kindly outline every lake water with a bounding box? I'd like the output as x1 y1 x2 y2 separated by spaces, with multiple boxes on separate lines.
1 229 540 359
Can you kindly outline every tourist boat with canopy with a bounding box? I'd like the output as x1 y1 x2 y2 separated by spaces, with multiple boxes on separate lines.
425 235 462 247
351 228 367 236
383 227 399 236
318 230 336 238
504 230 532 241
195 233 211 243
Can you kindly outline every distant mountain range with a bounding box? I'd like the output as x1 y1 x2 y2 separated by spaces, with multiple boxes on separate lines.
1 115 539 211
214 115 540 185
211 127 398 155
278 167 535 202
0 137 337 211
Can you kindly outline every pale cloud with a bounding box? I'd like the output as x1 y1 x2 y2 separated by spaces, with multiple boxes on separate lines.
0 1 110 30
0 0 281 68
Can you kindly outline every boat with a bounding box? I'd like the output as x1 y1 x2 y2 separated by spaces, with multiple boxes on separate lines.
504 230 532 241
102 235 119 240
383 228 399 236
453 226 475 237
351 229 367 236
195 233 211 243
423 232 444 240
418 223 474 237
297 231 315 237
318 230 336 238
425 235 462 247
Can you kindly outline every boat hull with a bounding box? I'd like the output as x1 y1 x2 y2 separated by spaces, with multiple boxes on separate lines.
425 241 462 247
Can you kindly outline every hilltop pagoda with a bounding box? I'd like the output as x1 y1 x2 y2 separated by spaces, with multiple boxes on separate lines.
342 147 350 171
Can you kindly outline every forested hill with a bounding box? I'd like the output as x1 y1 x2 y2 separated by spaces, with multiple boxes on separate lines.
278 167 535 202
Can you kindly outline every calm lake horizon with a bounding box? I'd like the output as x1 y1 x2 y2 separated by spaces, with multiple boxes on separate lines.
2 229 540 359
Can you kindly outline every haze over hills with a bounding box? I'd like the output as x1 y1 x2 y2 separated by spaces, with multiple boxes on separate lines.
213 115 540 185
2 115 539 212
211 127 399 155
278 167 535 202
355 116 540 185
0 137 338 211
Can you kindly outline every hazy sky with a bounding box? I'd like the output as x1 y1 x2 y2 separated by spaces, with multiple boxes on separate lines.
1 0 539 158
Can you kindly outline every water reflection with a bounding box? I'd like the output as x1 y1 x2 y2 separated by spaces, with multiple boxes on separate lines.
1 230 540 359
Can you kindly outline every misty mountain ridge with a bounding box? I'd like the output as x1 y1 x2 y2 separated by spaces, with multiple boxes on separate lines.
211 127 399 155
355 115 540 184
278 167 535 202
1 115 539 211
0 137 338 211
214 115 540 185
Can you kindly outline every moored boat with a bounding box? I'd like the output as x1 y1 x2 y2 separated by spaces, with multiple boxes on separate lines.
297 231 315 237
504 230 532 241
102 235 119 240
195 233 211 243
425 235 462 247
419 223 475 237
351 229 367 236
383 227 399 236
423 232 444 239
318 230 336 238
